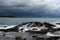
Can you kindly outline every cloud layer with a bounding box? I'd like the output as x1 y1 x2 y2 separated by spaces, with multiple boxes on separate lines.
0 0 60 17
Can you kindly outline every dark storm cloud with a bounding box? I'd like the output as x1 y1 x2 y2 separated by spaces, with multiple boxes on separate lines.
0 0 60 17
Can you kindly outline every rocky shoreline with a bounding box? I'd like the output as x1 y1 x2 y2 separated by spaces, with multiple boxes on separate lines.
0 22 60 40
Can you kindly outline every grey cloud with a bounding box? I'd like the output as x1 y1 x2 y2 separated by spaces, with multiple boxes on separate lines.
0 0 60 17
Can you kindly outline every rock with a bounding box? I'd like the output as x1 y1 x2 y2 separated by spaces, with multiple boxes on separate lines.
18 22 43 27
0 26 19 32
0 22 58 33
20 28 24 31
36 38 45 40
15 36 26 40
47 36 60 40
26 29 49 34
32 35 37 38
44 22 55 29
15 36 22 40
56 23 60 25
23 38 26 40
34 22 43 27
32 22 43 27
33 36 60 40
35 37 47 40
17 23 28 27
49 28 60 33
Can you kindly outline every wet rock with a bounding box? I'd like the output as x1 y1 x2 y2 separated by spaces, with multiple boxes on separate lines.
50 28 60 33
47 36 60 40
34 22 43 27
15 36 22 40
23 38 26 40
17 23 28 27
32 35 37 38
20 28 24 31
0 26 19 32
15 36 26 40
56 23 60 25
36 37 47 40
32 36 46 40
18 22 43 27
26 29 49 34
44 22 55 28
33 36 60 40
29 22 43 27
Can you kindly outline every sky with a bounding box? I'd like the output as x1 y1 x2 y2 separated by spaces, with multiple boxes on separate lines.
0 0 60 17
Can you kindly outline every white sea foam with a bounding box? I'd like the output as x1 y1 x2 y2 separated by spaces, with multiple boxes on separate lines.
19 23 48 33
0 21 60 33
53 25 60 29
0 25 17 29
46 32 60 37
52 22 60 29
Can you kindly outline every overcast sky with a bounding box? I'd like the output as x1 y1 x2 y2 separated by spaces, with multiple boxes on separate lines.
0 0 60 17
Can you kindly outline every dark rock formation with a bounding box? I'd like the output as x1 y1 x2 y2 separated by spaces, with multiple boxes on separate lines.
29 22 43 27
56 23 60 25
32 35 37 38
26 29 49 34
17 22 43 27
15 36 26 40
44 22 55 28
47 36 60 40
0 22 60 34
17 22 33 27
0 26 19 32
36 37 46 40
17 22 60 34
32 35 60 40
35 22 43 26
32 35 47 40
49 28 60 33
15 36 23 40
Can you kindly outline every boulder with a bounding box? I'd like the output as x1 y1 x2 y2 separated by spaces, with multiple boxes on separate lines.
34 22 43 27
56 23 60 25
36 37 46 40
32 35 37 38
17 22 43 27
49 28 60 33
26 29 49 34
15 36 26 40
33 36 60 40
47 36 60 40
44 22 55 28
0 26 19 32
15 36 22 40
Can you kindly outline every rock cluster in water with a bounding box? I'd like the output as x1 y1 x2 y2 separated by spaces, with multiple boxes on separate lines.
15 36 26 40
17 22 60 40
0 22 60 40
17 22 57 34
1 21 59 34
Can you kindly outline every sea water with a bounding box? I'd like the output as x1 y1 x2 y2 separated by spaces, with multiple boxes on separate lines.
0 18 60 25
0 18 60 40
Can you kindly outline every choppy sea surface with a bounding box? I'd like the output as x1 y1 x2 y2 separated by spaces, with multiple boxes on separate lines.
0 18 60 40
0 18 60 25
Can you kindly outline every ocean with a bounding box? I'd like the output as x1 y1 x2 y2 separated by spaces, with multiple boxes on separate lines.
0 18 60 40
0 18 60 25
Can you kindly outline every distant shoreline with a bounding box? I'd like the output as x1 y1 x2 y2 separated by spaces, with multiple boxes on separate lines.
0 16 60 18
0 16 16 18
